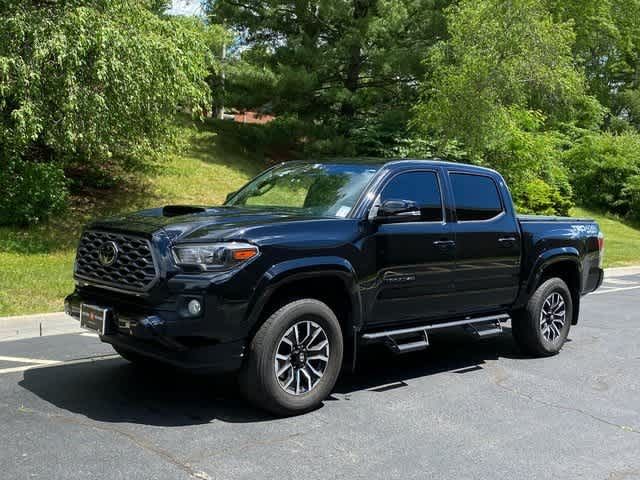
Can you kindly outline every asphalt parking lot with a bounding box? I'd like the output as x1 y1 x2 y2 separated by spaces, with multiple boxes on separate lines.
1 274 639 480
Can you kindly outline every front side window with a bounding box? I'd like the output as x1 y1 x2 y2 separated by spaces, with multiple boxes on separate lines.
380 171 443 222
450 173 503 221
226 163 379 217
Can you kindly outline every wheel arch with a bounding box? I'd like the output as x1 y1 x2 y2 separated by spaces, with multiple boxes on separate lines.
245 257 363 342
523 249 582 325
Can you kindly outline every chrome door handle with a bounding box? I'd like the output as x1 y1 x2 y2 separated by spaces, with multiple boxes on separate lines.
433 240 456 249
498 236 516 246
395 210 421 217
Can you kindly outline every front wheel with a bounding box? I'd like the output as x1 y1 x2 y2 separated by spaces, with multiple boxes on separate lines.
240 299 343 416
511 277 573 357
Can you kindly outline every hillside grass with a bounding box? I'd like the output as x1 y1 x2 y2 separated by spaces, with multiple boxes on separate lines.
572 207 640 267
0 117 263 316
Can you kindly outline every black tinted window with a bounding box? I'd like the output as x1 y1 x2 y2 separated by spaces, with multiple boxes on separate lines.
380 171 443 221
451 173 502 221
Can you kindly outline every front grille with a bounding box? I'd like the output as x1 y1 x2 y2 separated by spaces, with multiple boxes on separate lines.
75 230 158 292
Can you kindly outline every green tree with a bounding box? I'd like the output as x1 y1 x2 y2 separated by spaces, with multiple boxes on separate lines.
206 0 452 156
0 1 213 225
413 0 603 214
546 0 640 129
146 0 171 16
564 133 640 219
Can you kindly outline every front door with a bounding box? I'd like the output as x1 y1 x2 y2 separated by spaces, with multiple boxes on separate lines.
367 169 456 326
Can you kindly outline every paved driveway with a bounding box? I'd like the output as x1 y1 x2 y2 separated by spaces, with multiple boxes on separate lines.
0 275 639 479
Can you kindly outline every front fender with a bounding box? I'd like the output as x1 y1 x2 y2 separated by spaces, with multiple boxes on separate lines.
244 256 363 333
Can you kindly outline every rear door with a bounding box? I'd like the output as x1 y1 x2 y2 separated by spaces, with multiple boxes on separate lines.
447 170 521 315
368 168 456 326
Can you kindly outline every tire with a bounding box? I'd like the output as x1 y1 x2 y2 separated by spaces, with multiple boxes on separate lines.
240 299 344 416
511 278 573 357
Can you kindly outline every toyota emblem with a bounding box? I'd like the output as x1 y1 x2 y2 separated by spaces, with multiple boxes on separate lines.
98 241 119 267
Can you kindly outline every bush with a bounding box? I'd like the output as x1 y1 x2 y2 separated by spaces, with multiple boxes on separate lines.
511 176 573 216
564 132 640 219
485 115 575 215
0 161 67 226
211 115 306 162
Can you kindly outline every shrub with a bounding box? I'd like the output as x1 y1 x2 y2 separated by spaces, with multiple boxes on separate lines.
211 115 306 162
0 161 68 226
564 132 640 219
623 175 640 220
485 115 575 215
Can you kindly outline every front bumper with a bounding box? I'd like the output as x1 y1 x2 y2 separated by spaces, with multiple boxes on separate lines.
65 292 245 373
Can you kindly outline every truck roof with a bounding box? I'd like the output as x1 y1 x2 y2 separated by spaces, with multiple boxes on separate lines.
285 158 501 176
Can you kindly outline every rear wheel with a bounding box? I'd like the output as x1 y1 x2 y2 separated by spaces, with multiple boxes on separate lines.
240 299 343 416
511 278 573 357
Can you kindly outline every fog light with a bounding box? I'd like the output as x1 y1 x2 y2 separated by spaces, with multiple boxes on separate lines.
187 299 202 316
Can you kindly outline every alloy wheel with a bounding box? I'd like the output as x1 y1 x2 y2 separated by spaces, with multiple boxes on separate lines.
539 292 566 342
274 320 330 395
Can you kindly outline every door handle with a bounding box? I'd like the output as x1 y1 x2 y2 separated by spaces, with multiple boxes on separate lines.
498 236 516 247
433 240 456 249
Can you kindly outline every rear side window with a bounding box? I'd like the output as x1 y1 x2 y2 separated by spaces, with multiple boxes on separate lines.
380 171 443 221
450 173 503 221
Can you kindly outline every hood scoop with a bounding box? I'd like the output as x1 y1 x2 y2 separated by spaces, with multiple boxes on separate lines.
162 205 208 217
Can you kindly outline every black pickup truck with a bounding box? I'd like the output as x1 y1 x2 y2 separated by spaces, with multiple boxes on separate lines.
65 159 604 415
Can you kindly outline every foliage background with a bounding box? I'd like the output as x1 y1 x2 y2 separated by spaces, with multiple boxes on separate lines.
3 0 640 221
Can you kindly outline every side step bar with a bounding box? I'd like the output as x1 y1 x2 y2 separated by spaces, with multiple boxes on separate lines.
394 338 429 354
465 320 503 338
361 313 510 340
361 313 509 354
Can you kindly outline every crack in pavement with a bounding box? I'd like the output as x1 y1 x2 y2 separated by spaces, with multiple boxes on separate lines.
485 363 640 435
184 416 332 464
13 404 211 480
187 431 308 464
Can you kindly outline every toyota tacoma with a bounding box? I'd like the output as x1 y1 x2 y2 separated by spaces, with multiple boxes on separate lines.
65 159 604 415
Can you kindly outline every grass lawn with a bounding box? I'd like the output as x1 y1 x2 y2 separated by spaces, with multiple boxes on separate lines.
0 117 263 316
572 207 640 268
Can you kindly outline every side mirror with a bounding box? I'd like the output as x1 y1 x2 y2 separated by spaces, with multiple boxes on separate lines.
375 199 421 222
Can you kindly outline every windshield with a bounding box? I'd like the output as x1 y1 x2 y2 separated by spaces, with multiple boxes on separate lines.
225 163 379 217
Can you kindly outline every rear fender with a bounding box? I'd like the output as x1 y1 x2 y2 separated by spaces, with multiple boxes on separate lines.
517 247 582 303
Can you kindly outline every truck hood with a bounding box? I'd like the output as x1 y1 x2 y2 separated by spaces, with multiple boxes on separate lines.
88 205 336 243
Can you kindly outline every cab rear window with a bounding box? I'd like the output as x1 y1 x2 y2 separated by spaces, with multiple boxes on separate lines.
450 173 503 221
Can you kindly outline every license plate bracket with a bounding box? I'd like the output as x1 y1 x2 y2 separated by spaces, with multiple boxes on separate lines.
80 304 113 335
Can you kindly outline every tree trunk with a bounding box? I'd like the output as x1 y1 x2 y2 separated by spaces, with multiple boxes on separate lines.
214 41 226 120
341 0 373 119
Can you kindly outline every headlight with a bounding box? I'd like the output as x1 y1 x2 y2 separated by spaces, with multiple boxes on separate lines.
172 242 259 271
